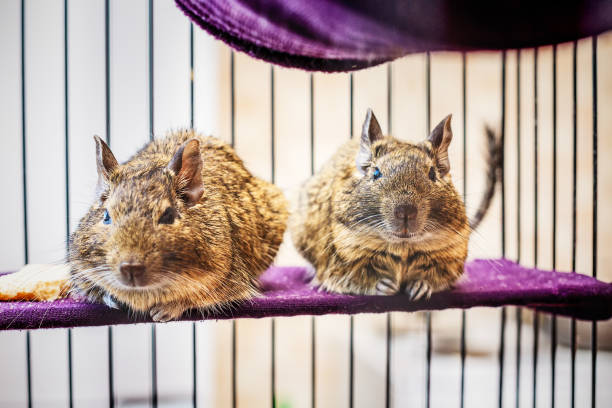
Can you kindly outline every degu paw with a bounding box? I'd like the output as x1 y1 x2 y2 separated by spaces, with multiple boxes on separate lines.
404 280 433 301
149 303 187 323
375 277 399 295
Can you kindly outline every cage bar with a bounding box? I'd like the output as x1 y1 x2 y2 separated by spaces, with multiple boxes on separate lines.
425 51 432 408
591 35 598 408
104 1 115 407
20 1 32 407
270 65 276 408
230 49 237 408
148 3 158 407
151 325 158 407
516 47 523 408
570 40 578 408
460 50 467 408
348 71 355 408
148 0 154 141
533 46 539 408
189 19 197 408
499 49 507 408
63 1 73 407
309 72 316 408
385 62 392 408
551 42 558 408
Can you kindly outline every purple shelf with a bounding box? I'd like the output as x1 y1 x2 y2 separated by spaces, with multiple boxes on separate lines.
176 0 612 71
1 259 611 331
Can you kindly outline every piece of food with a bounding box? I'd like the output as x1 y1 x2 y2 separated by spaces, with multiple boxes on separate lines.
0 264 70 301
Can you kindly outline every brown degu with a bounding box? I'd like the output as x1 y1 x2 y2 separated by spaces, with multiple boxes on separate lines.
69 130 288 322
291 109 500 299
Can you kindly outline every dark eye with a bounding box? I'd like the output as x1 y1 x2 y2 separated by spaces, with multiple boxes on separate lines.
373 167 382 180
158 207 177 225
103 209 111 225
429 166 437 182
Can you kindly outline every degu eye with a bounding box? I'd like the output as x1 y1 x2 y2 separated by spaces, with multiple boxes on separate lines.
372 167 382 180
428 166 437 182
102 209 111 225
158 207 178 225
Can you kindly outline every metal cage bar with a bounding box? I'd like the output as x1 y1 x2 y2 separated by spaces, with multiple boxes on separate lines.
460 50 467 408
591 35 598 408
533 46 540 408
425 51 432 408
104 1 115 407
20 0 31 403
570 39 578 408
148 3 158 407
270 65 277 408
230 49 237 408
64 1 73 407
516 47 523 408
498 49 508 408
348 72 355 408
189 20 197 408
385 62 393 408
310 72 316 408
551 42 558 408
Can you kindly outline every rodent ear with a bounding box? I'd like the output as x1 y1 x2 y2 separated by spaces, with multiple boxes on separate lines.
356 108 384 173
168 139 203 207
94 135 118 178
93 135 118 200
427 114 453 177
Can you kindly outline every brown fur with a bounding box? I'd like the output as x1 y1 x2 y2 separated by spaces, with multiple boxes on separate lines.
69 130 288 321
291 109 499 299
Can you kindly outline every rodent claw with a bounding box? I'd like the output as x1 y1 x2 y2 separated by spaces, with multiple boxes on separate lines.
150 309 173 323
415 285 427 300
375 278 398 295
405 281 431 301
404 281 416 299
150 304 185 322
414 284 426 300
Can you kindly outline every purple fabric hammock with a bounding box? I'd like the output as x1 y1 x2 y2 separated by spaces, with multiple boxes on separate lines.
175 0 612 72
1 259 611 331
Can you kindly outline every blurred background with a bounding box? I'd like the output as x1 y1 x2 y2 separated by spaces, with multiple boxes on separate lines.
1 0 611 407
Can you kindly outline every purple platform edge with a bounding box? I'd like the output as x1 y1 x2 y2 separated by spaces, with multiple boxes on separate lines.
175 0 612 72
1 259 611 331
